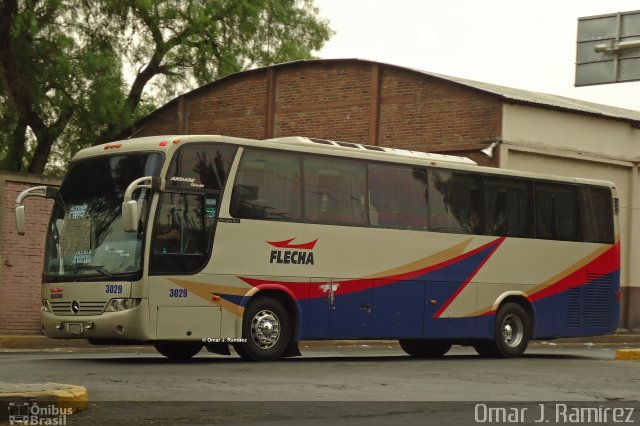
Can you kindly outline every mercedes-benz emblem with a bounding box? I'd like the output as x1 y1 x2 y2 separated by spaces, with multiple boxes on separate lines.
71 300 80 315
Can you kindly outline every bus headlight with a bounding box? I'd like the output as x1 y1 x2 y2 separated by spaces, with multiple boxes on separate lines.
41 300 52 312
106 298 141 312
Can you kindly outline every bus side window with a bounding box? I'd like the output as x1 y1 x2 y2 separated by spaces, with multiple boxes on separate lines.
368 164 428 230
303 156 367 225
428 169 482 234
166 144 237 190
484 177 534 238
230 149 301 220
535 183 581 242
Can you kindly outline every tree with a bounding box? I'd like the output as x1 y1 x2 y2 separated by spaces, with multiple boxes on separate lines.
0 0 332 174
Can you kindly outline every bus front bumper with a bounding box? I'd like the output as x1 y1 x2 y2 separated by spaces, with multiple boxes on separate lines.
41 299 151 341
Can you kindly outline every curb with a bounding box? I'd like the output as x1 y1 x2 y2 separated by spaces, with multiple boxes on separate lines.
0 382 88 415
615 349 640 361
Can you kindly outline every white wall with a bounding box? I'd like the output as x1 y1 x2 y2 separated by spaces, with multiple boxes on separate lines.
502 104 640 160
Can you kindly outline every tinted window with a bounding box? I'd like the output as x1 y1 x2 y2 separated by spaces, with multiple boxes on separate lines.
580 186 614 244
536 183 581 242
150 192 218 274
368 164 428 229
484 177 534 238
230 149 301 220
304 157 367 225
45 153 163 281
428 169 483 234
167 144 237 190
59 153 163 199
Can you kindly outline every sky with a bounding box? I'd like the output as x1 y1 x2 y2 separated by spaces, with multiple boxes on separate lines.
313 0 640 111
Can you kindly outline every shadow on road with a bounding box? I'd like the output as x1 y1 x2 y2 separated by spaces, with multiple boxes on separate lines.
49 351 592 365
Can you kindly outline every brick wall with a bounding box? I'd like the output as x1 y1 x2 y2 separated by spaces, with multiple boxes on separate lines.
130 59 503 166
134 102 180 138
275 61 373 143
379 67 502 151
0 174 60 334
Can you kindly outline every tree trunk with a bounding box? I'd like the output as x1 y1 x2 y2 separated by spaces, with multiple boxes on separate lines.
27 134 54 174
4 120 27 172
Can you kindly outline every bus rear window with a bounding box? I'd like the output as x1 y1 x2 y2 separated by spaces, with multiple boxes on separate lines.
580 186 614 244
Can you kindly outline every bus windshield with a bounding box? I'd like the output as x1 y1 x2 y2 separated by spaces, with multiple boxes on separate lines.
44 152 164 282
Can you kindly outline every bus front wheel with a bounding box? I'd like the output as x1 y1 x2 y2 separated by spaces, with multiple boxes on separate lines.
234 296 291 362
474 302 531 358
399 339 452 358
153 341 203 361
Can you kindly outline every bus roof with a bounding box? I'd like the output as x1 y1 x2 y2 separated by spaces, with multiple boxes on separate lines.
75 134 476 166
265 136 477 166
73 134 616 190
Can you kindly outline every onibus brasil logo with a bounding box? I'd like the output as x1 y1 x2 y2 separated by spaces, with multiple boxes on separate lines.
8 402 73 425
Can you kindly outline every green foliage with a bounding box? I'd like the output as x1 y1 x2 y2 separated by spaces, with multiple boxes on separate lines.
0 0 332 174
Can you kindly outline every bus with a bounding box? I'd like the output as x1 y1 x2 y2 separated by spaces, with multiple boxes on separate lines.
15 135 620 361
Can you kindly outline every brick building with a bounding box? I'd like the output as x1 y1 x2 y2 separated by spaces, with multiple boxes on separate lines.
3 58 640 333
130 59 503 167
0 173 59 333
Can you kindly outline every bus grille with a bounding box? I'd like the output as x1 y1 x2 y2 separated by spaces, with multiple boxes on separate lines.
566 288 581 328
566 274 612 328
50 301 106 316
584 274 612 328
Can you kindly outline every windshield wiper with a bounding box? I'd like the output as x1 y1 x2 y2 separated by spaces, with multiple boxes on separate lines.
74 264 114 278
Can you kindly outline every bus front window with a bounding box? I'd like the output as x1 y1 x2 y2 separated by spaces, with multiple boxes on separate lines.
44 153 163 282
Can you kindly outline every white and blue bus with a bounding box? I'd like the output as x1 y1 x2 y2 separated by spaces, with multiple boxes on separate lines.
16 135 620 361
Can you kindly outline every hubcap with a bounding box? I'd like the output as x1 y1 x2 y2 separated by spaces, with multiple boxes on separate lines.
251 310 280 349
501 314 523 348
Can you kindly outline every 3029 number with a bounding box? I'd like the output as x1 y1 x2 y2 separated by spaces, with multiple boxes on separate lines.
105 284 123 294
169 288 188 298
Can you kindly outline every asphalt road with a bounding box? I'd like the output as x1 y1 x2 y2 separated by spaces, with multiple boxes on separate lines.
1 343 639 425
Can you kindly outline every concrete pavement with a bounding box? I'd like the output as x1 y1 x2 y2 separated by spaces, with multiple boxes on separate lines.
0 332 638 408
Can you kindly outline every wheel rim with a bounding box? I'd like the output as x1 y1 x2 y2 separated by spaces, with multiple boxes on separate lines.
500 313 524 348
250 309 281 349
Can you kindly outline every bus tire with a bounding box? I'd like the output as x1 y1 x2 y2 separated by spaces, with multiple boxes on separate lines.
234 296 291 362
153 341 203 361
475 302 531 358
399 339 452 358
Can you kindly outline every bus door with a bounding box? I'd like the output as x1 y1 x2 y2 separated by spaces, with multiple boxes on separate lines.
148 191 223 340
147 143 237 340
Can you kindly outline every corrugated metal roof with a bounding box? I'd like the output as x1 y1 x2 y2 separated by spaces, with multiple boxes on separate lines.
410 67 640 124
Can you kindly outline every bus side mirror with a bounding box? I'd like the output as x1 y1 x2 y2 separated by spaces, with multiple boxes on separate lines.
122 200 139 233
121 176 164 233
14 185 58 235
15 205 26 236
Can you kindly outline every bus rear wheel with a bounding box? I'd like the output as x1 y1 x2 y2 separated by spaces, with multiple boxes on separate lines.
399 339 452 358
474 302 531 358
153 341 203 361
234 296 291 362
